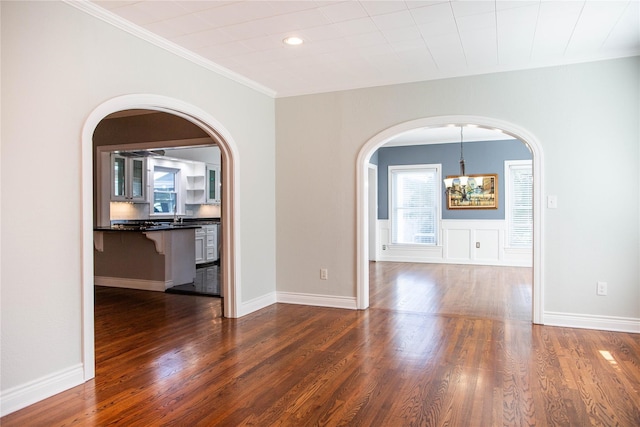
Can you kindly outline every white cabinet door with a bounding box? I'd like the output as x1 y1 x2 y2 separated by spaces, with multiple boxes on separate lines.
195 230 205 264
206 164 221 204
196 225 218 264
111 154 146 202
204 224 218 262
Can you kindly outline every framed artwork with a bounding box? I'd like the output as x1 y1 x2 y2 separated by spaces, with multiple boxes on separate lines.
446 174 498 209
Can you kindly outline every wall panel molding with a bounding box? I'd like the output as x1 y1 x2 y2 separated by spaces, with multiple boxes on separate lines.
377 219 532 267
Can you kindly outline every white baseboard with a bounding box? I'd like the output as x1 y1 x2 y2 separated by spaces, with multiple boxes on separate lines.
277 291 357 310
544 311 640 333
0 363 84 417
95 276 171 292
238 292 277 317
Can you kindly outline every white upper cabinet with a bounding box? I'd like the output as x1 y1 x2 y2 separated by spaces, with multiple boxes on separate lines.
111 154 147 202
206 164 221 204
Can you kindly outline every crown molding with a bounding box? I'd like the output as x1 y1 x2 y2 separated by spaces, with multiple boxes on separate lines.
63 0 277 98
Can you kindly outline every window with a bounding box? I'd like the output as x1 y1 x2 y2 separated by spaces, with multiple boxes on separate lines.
389 165 441 245
505 160 533 248
153 166 179 214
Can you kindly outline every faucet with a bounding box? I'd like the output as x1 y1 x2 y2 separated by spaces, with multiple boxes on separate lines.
173 204 179 223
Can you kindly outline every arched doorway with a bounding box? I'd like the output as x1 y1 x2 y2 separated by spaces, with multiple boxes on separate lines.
356 115 545 324
81 94 241 380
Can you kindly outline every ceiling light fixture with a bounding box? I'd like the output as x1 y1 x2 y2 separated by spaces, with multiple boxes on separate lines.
444 126 484 200
283 36 304 46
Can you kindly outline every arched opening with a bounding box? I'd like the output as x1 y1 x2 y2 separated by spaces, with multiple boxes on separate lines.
357 116 545 324
81 95 241 380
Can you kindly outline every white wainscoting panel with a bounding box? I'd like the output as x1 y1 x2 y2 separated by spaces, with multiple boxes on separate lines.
475 229 500 262
377 220 532 267
445 229 471 260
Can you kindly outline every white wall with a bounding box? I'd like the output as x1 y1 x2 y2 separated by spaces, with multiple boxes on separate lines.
1 0 275 408
276 57 640 324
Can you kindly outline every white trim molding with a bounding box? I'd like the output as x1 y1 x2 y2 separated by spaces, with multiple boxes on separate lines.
94 276 172 292
238 292 278 317
278 292 358 310
544 312 640 334
0 364 84 417
357 115 545 323
63 1 276 97
82 94 243 387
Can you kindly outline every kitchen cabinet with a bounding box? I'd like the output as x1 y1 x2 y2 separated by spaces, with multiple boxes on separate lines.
94 227 196 292
196 224 218 264
185 160 207 204
111 154 146 202
205 225 217 262
186 174 206 204
195 227 205 264
206 164 221 204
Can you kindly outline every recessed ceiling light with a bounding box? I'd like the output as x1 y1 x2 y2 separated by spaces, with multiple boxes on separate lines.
283 36 304 46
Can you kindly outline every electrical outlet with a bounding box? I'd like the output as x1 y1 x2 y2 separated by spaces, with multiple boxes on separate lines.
476 242 480 248
597 281 607 296
382 245 387 250
320 268 328 280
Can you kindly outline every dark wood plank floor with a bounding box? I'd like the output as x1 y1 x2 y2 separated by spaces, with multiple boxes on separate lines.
3 263 639 426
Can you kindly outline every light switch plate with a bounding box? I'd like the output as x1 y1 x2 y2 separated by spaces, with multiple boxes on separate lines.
547 195 558 209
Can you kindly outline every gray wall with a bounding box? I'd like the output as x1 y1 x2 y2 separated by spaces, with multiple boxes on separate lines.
376 139 532 220
1 1 275 396
276 57 639 321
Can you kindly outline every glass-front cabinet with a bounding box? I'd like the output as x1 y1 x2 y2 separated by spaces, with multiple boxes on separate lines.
111 154 146 202
206 164 221 204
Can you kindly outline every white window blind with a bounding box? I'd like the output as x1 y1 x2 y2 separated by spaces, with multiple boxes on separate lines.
506 161 533 248
390 165 440 245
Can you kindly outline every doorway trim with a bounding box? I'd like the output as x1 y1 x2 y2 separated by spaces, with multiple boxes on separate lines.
367 164 378 262
356 115 545 324
81 94 241 380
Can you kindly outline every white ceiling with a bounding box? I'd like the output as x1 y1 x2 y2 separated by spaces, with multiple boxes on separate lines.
87 0 640 99
385 124 518 145
80 0 638 146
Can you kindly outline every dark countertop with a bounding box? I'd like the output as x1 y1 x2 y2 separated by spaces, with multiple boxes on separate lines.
94 224 202 232
94 218 220 232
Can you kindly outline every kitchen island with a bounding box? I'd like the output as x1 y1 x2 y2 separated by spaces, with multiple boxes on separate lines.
94 224 200 292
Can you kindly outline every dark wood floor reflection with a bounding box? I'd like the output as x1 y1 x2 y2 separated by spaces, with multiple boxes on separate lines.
2 263 639 426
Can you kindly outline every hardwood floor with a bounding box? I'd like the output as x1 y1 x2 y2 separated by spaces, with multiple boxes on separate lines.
3 263 639 426
369 262 532 321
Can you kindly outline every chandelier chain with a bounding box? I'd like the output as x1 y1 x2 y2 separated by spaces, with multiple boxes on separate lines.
459 126 465 176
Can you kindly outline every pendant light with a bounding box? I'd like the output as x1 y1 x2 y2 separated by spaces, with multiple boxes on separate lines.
444 126 484 200
444 126 469 189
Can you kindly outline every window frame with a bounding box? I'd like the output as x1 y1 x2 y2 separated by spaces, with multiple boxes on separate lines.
388 164 442 247
152 165 181 215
